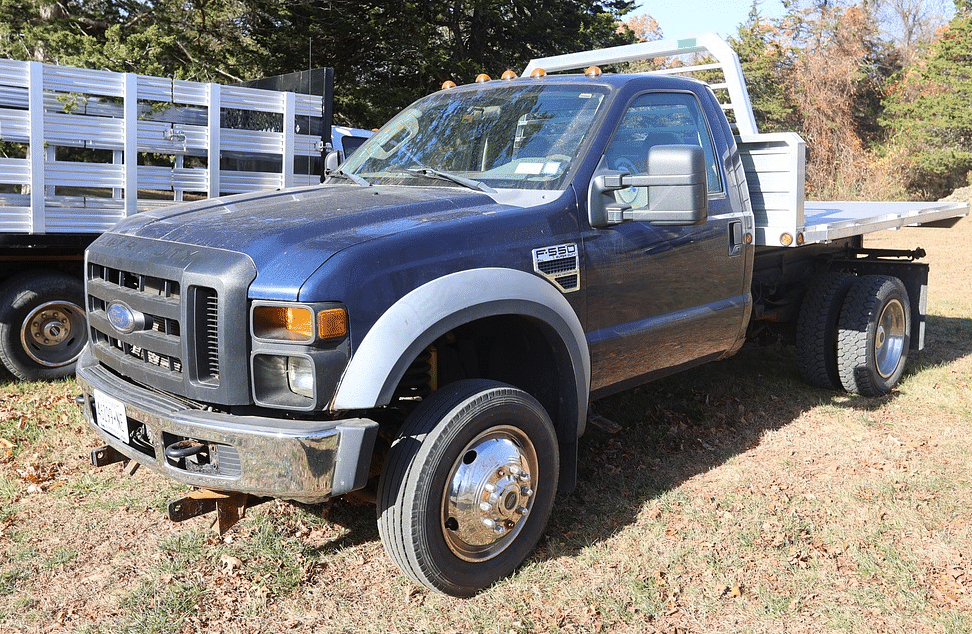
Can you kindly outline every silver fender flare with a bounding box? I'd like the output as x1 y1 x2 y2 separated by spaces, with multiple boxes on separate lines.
331 268 591 437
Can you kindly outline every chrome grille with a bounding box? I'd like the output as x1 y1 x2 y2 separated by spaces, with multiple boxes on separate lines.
87 263 214 383
85 234 255 405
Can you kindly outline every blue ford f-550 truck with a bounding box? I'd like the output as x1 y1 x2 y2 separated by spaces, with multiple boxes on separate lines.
77 34 968 595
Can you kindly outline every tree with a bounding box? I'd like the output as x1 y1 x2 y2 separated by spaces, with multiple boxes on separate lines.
730 1 907 199
874 0 953 63
883 5 972 198
1 0 636 127
729 3 800 133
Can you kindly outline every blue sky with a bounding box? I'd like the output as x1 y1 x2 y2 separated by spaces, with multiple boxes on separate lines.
633 0 788 40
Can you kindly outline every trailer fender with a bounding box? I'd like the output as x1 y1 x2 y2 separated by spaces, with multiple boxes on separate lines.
331 268 591 437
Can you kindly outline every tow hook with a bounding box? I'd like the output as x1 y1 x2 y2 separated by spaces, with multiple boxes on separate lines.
167 489 260 534
164 439 207 460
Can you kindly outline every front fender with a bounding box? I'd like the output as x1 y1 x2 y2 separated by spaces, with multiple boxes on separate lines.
331 267 591 437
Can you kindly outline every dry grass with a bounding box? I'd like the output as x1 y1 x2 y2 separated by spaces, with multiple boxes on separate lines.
1 210 970 633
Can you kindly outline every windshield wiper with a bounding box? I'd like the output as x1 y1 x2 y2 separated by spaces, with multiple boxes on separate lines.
327 168 371 187
406 166 496 193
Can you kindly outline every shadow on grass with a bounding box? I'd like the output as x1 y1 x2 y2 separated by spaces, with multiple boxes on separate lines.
912 315 972 368
539 313 972 561
292 315 972 576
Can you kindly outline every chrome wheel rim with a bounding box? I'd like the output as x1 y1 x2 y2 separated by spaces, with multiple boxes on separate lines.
874 298 906 379
21 301 87 368
442 425 539 563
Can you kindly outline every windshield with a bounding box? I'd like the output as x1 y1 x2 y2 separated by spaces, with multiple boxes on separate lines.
339 83 609 190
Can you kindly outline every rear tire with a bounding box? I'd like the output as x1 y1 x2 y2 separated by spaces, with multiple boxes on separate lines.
377 379 559 596
796 272 856 389
836 275 910 396
0 270 87 381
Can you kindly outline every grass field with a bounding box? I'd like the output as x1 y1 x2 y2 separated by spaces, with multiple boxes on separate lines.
1 205 970 633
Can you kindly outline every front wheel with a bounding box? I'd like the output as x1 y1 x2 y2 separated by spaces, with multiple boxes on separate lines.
377 379 559 596
836 275 910 396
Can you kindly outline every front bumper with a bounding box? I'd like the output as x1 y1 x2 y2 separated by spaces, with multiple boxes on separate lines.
76 349 378 504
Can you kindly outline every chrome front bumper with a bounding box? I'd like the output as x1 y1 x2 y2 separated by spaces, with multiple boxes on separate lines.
76 349 378 504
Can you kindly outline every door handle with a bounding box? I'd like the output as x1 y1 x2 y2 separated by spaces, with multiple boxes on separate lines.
728 220 743 257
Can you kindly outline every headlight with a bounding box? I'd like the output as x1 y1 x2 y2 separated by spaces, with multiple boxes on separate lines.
287 356 315 398
253 305 314 341
249 302 350 411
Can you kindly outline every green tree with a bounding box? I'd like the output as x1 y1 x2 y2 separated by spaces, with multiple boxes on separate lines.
883 5 972 198
1 0 636 127
729 2 800 133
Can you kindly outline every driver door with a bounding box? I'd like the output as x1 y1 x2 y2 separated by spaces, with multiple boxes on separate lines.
583 91 750 393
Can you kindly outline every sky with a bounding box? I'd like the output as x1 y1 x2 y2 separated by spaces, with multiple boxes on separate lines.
633 0 788 40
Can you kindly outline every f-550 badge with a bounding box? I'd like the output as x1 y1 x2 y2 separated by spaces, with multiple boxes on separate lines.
532 243 580 293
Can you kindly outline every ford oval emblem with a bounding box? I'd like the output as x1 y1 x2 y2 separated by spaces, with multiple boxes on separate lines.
106 301 145 334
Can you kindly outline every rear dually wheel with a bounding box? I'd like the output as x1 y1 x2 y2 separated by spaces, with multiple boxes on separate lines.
836 275 910 396
0 271 87 381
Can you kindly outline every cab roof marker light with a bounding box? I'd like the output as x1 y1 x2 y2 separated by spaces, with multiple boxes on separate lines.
676 38 698 51
501 70 517 80
584 65 602 78
475 73 491 83
530 68 547 79
441 80 456 90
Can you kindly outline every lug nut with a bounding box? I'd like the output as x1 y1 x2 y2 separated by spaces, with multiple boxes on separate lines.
516 506 529 516
521 487 533 497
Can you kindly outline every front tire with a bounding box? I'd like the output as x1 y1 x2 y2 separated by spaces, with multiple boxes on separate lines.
836 275 910 396
377 379 559 596
0 271 87 381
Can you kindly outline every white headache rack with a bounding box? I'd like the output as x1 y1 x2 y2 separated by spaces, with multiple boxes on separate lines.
525 34 968 246
523 32 759 137
0 59 330 234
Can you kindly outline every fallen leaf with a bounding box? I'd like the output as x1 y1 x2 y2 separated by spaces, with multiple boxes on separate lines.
220 555 244 572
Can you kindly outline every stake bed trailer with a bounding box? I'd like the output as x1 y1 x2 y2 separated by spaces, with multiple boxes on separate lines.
77 34 967 596
0 59 369 380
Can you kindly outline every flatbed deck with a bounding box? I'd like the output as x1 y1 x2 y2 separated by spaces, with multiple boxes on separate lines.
801 200 968 245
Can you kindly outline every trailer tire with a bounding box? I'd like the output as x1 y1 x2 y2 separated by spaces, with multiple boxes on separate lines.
0 271 87 381
796 272 856 389
377 379 559 596
836 275 910 396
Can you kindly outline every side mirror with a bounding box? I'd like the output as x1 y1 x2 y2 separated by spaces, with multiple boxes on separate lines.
588 144 708 228
324 150 341 174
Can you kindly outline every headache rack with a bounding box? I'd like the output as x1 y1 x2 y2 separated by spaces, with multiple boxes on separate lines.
525 34 968 247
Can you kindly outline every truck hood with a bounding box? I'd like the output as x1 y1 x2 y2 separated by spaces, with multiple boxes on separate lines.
109 184 504 299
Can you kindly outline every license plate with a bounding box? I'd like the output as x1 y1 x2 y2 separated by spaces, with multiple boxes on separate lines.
93 390 129 441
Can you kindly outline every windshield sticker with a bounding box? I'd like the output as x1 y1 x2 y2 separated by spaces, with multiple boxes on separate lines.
515 162 544 175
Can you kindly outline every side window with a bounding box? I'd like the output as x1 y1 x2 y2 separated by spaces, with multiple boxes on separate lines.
604 92 723 202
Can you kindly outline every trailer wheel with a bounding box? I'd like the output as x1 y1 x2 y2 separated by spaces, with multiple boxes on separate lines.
378 379 559 596
0 271 87 381
836 275 910 396
796 272 856 389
